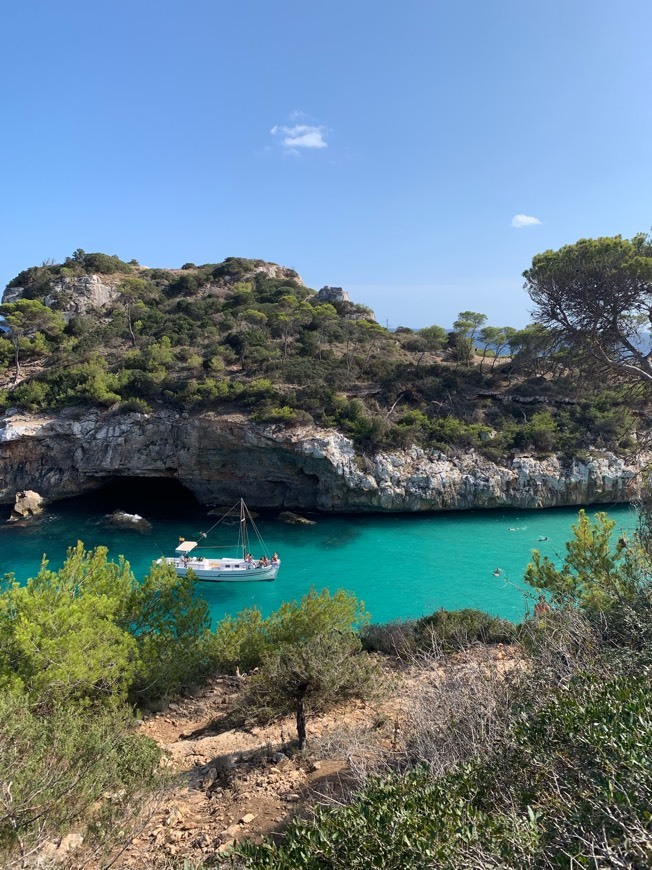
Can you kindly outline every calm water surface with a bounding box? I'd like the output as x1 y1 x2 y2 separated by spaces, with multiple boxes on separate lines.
0 482 638 624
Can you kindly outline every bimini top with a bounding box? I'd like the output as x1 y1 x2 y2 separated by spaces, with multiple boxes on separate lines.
175 540 198 554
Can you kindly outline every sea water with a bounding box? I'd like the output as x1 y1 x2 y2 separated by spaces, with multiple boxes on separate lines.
0 481 638 624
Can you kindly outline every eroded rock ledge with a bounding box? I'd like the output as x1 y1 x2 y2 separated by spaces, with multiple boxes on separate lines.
0 409 643 512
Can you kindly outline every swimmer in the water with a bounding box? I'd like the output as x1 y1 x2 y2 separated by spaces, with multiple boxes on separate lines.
538 536 548 541
493 568 502 576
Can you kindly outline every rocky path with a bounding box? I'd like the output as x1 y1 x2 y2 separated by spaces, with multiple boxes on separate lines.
115 668 401 867
112 645 516 868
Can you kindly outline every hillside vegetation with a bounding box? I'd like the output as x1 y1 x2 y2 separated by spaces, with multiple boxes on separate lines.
3 511 652 867
0 247 648 459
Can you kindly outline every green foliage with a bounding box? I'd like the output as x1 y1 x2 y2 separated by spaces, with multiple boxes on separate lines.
524 509 647 612
211 588 369 674
0 692 161 865
525 234 652 385
0 298 65 380
515 410 559 453
0 336 13 371
0 543 212 709
238 631 383 748
117 396 153 413
6 264 57 293
10 378 50 410
0 547 138 708
239 669 652 869
124 560 212 702
452 309 487 364
361 608 516 657
2 248 647 463
75 251 132 274
252 405 313 425
414 608 516 651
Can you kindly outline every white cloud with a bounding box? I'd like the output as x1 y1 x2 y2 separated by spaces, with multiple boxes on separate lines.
511 213 542 228
270 116 328 153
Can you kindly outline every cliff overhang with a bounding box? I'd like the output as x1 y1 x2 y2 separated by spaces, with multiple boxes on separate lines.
0 409 643 512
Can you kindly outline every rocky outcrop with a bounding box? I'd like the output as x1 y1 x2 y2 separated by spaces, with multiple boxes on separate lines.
0 409 644 512
9 489 44 521
279 511 317 525
106 510 153 531
317 286 350 303
3 274 122 318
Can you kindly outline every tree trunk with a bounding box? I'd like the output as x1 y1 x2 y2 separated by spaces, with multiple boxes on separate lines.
126 306 136 347
295 688 307 749
12 338 20 384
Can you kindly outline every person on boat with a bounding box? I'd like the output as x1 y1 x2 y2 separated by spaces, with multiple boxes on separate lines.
245 553 253 563
260 555 269 567
271 552 279 564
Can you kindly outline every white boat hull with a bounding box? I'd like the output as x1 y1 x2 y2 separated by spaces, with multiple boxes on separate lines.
159 556 279 582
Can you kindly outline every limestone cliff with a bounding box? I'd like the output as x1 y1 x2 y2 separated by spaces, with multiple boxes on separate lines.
0 409 643 512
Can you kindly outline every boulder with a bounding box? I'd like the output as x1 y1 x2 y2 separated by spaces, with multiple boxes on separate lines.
106 510 152 531
279 511 316 526
9 489 44 521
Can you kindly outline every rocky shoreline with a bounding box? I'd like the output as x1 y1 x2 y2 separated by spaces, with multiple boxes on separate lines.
0 409 644 512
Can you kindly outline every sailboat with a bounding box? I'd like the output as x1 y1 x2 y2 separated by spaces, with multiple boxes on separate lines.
159 499 280 582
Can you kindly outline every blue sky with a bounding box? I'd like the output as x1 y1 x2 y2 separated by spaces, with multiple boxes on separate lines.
2 0 651 329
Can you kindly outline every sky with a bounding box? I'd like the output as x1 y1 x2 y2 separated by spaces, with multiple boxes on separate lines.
2 0 652 330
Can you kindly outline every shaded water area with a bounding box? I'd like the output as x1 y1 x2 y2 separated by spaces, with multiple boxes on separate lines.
0 478 639 624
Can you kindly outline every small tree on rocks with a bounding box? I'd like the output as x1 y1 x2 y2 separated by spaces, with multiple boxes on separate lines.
239 632 383 749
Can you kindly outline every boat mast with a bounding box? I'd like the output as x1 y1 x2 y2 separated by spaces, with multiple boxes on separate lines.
240 498 248 560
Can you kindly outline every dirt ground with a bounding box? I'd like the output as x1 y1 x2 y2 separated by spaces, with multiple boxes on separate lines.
113 667 401 867
107 645 515 868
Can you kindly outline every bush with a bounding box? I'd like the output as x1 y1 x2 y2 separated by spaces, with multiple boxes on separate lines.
211 589 369 674
237 631 383 748
116 397 152 414
360 620 418 656
82 252 131 274
524 509 645 613
0 543 212 709
0 691 161 866
414 608 516 652
252 405 313 426
238 643 652 869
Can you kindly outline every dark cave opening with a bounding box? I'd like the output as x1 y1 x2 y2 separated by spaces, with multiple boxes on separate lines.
63 477 203 520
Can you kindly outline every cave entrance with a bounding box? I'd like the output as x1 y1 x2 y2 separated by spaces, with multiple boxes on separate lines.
78 477 201 521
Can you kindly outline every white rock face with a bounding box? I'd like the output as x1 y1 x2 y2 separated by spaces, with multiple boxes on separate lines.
3 274 121 319
0 410 644 512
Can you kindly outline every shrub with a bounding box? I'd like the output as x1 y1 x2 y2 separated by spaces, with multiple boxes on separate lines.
238 650 652 869
237 632 383 748
116 397 152 414
252 405 313 426
211 589 369 674
360 620 418 656
414 608 516 652
0 692 162 867
0 543 212 709
125 560 213 702
524 509 646 613
10 378 50 411
76 252 132 274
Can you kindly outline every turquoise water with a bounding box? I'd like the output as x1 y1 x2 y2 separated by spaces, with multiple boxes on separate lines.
0 482 638 624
